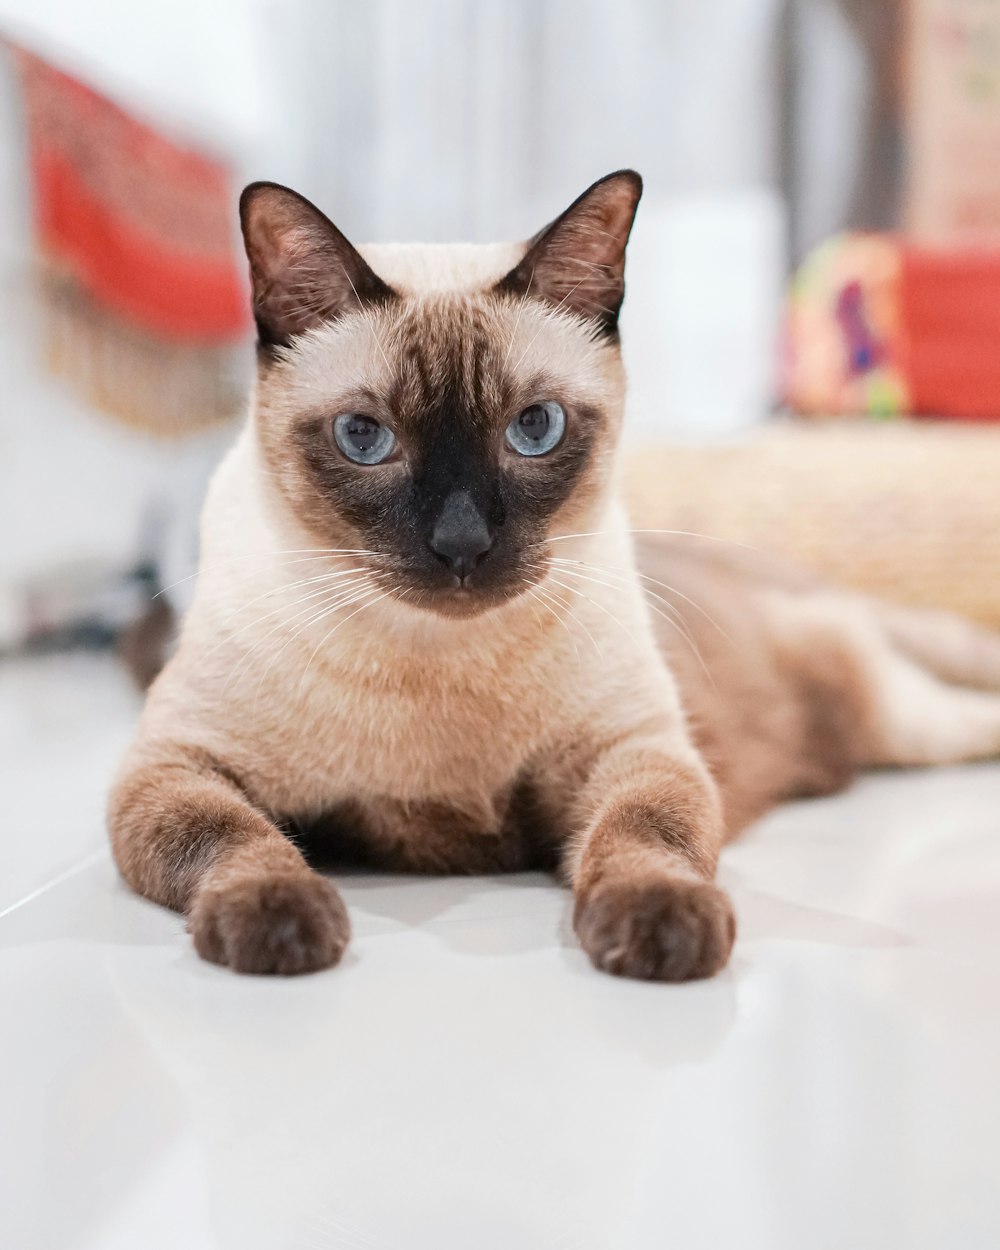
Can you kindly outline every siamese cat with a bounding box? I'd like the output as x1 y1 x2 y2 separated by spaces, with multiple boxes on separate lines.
108 171 1000 980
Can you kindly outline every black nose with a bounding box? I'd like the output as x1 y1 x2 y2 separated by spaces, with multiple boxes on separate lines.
429 490 494 582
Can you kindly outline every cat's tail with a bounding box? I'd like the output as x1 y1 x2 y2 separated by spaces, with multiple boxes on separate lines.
876 601 1000 693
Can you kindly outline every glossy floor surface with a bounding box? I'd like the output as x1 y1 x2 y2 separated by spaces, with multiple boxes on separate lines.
3 651 999 1250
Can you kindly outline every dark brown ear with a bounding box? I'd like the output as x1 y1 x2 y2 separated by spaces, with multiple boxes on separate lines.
239 182 395 349
495 170 643 334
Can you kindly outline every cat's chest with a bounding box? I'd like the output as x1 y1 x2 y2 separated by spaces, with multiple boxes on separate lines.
260 658 558 809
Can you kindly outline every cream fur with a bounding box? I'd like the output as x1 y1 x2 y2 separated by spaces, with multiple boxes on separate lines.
127 240 691 813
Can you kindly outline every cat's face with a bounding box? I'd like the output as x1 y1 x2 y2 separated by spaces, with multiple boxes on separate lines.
241 172 641 617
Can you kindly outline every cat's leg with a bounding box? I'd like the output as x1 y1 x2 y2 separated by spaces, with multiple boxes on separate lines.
566 737 735 982
785 594 1000 769
877 601 1000 692
108 748 350 975
864 645 1000 767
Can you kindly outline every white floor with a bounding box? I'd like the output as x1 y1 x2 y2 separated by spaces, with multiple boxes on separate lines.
2 651 999 1250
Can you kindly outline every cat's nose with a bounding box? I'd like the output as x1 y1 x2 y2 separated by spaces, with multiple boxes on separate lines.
429 490 494 582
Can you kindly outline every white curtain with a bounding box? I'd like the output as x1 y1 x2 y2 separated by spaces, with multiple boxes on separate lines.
0 0 886 631
255 0 787 439
259 0 783 242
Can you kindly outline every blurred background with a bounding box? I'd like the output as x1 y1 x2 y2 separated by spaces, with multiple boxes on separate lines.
2 0 1000 677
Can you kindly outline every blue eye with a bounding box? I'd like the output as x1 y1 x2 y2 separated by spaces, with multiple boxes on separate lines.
332 413 396 465
505 401 566 457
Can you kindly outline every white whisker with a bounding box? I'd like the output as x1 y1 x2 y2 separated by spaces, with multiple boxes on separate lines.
552 555 735 648
199 571 373 678
544 574 618 660
206 566 369 643
240 585 379 707
154 548 382 599
296 586 394 701
550 560 715 687
525 582 582 665
225 575 377 697
540 528 757 552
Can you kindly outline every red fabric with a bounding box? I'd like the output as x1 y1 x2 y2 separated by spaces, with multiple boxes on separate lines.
901 248 1000 421
17 48 248 343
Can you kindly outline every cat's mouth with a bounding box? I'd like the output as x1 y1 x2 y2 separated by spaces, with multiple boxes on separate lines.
406 579 525 620
377 557 544 620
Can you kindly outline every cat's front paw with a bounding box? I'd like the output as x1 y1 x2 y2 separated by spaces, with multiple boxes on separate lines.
574 874 735 982
189 870 350 975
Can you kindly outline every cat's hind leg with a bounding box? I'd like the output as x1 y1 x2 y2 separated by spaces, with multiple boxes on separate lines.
854 611 1000 768
877 601 1000 693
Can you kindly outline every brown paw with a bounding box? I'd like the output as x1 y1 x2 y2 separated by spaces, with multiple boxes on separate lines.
189 871 350 975
574 875 735 982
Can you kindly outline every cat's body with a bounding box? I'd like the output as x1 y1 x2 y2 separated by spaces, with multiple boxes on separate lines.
109 174 1000 980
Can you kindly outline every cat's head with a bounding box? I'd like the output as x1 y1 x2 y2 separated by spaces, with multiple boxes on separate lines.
240 171 641 617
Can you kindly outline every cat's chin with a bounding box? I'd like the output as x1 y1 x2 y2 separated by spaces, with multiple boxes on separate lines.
398 583 529 621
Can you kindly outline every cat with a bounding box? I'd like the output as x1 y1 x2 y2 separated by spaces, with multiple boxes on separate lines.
108 171 1000 980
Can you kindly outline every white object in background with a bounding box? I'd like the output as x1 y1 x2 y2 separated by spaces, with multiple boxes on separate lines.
621 188 786 443
0 0 271 158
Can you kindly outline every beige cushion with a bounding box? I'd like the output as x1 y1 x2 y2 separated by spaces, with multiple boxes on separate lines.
623 419 1000 627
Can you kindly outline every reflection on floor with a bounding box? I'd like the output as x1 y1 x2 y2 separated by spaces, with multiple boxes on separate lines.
2 652 998 1250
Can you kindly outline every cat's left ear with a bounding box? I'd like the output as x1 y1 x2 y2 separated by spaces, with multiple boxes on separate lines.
495 170 643 334
239 181 395 350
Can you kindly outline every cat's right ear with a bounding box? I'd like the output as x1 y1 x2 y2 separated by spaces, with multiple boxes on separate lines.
495 170 642 335
239 182 395 350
